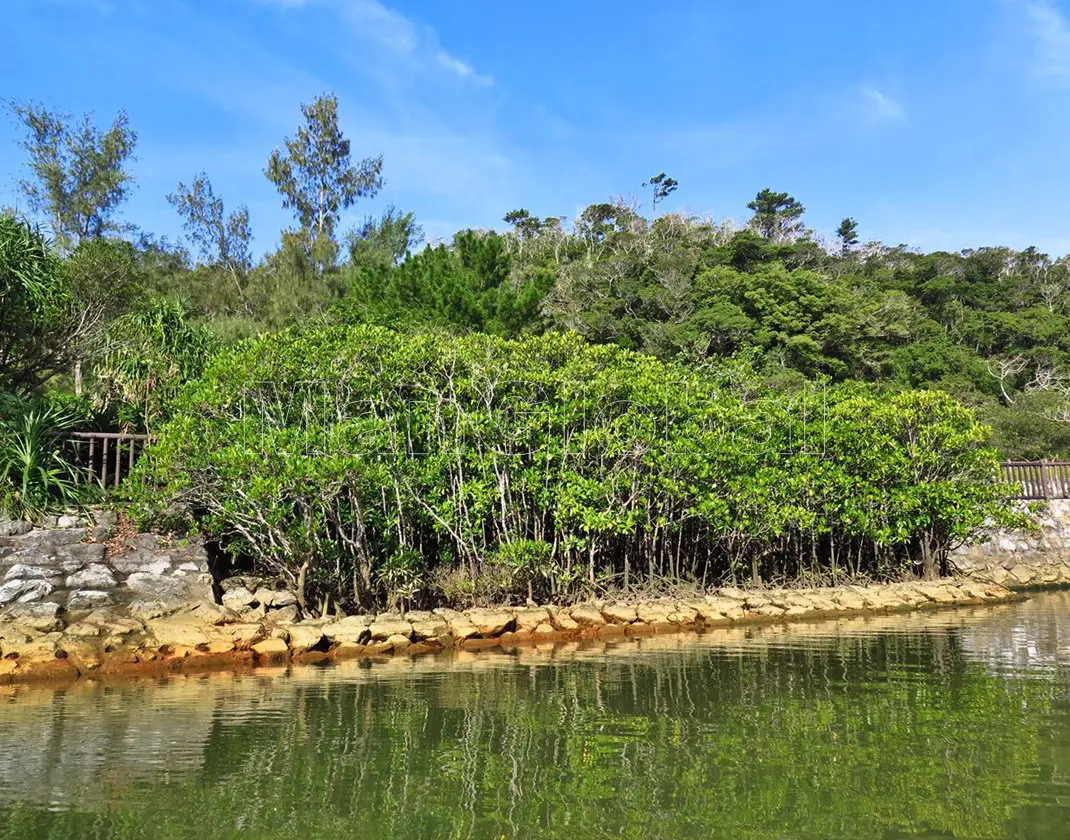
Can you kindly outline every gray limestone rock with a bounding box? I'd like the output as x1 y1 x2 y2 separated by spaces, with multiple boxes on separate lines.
55 543 107 565
109 550 171 576
128 600 180 621
2 564 60 582
0 602 64 633
124 534 159 551
0 520 32 537
0 579 54 605
65 564 117 590
67 590 114 610
221 586 258 610
126 572 208 602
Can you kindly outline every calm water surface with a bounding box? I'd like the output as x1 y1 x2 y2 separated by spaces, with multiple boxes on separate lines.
2 593 1070 839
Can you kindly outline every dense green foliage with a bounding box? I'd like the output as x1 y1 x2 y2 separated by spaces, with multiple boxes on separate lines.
0 394 92 519
133 325 1016 613
3 90 1062 553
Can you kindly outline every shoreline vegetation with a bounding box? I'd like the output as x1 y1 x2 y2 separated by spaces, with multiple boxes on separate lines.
0 94 1060 641
0 572 1029 687
130 325 1022 616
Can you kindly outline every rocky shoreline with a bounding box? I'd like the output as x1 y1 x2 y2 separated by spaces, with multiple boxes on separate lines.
2 514 1065 687
0 576 1028 686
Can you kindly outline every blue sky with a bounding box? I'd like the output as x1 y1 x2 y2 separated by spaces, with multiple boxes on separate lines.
2 0 1070 256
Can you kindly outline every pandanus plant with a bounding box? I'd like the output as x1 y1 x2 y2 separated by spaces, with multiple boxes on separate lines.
0 398 89 520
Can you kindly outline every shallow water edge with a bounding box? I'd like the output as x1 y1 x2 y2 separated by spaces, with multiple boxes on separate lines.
0 576 1038 687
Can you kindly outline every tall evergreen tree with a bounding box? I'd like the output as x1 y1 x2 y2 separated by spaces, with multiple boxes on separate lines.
265 93 383 270
10 101 137 251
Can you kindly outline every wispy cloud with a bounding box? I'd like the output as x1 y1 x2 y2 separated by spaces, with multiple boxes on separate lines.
860 86 905 122
1017 0 1070 80
258 0 492 85
434 51 493 86
338 0 418 55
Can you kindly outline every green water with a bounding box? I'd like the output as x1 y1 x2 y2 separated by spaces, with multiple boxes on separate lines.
2 595 1070 839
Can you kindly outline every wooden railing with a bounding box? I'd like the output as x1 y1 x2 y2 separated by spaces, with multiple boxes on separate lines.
69 432 156 488
1000 460 1070 500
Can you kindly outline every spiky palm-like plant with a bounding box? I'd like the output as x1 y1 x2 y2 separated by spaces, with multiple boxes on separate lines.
0 399 90 520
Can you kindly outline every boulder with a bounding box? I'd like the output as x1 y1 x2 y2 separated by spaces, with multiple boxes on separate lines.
716 587 748 601
445 616 481 641
0 579 54 605
221 586 258 611
56 515 84 529
368 618 413 641
914 584 956 604
1 602 64 633
55 543 107 565
287 624 327 655
513 607 551 632
110 551 170 576
385 634 412 651
267 590 297 608
322 616 371 644
833 593 866 610
251 638 289 661
635 604 673 624
569 605 606 628
693 604 726 623
0 520 32 537
704 596 745 613
466 609 515 636
550 610 580 632
601 604 638 625
125 534 159 551
67 590 113 610
1008 564 1037 586
407 612 449 640
128 600 179 621
185 601 241 625
146 619 210 649
127 572 210 602
227 623 267 648
2 564 60 582
268 605 298 623
65 564 117 590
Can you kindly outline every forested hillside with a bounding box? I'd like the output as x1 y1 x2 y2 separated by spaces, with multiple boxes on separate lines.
3 95 1069 461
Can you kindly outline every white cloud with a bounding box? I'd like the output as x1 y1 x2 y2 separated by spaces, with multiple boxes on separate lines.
1018 0 1070 79
434 51 493 86
861 86 905 122
339 0 417 55
256 0 492 85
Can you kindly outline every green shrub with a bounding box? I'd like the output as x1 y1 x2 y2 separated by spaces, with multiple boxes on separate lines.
0 395 94 520
131 324 1019 614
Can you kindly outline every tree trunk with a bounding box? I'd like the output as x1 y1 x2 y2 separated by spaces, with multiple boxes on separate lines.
920 535 936 581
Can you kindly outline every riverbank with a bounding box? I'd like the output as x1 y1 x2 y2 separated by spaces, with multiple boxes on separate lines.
0 576 1032 685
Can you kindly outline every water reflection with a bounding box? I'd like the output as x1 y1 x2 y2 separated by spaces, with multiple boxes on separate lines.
0 593 1068 839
